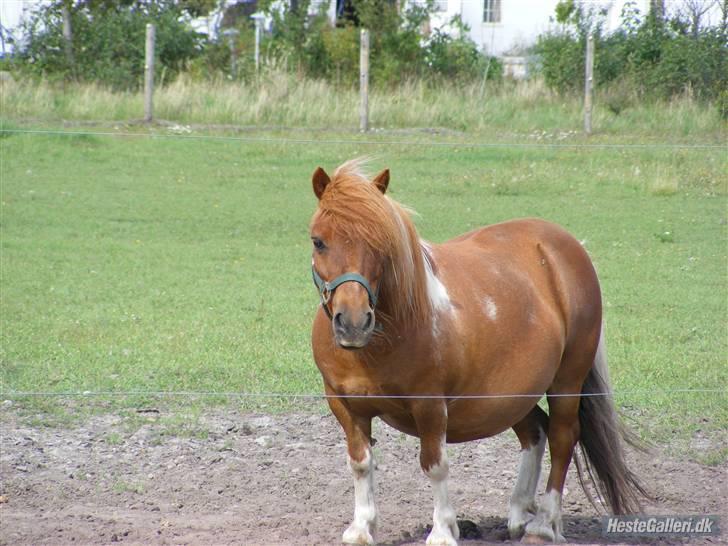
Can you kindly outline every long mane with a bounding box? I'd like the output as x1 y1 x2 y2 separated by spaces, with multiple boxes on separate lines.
313 159 432 329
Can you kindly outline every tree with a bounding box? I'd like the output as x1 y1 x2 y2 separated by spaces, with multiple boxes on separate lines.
679 0 718 37
649 0 666 22
16 0 203 89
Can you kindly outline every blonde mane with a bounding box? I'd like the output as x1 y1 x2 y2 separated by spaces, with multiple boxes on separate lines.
313 160 431 329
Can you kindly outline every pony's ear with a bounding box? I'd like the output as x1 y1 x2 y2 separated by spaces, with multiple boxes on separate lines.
372 169 390 194
312 167 331 200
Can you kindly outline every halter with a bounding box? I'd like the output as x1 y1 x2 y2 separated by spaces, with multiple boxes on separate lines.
312 266 379 320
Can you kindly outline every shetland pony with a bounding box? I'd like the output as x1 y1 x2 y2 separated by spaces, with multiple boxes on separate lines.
309 161 645 545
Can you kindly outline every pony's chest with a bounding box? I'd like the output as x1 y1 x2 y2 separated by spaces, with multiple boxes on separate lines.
331 375 381 397
323 363 413 414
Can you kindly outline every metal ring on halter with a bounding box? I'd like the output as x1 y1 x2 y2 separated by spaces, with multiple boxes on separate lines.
312 266 379 320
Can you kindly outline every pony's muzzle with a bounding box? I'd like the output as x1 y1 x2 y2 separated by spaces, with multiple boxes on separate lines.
333 308 375 349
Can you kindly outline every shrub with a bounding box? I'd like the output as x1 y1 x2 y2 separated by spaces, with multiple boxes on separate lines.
534 2 727 102
425 16 501 83
260 0 494 87
15 1 203 90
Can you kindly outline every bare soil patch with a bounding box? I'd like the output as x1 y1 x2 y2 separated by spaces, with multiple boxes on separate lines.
1 405 725 545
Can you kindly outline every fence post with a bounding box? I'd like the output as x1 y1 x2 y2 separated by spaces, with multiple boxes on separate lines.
144 23 156 123
584 34 594 135
359 29 370 132
249 13 266 74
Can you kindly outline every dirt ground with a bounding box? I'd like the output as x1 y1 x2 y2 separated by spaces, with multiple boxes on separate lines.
1 403 725 546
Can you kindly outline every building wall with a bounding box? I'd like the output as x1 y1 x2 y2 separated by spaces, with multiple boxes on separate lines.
429 0 659 56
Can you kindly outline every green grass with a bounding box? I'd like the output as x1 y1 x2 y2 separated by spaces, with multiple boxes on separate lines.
0 126 726 461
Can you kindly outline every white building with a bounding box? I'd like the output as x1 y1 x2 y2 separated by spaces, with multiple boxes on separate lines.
0 0 39 55
427 0 657 56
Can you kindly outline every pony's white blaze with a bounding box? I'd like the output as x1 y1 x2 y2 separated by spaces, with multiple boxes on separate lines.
424 445 459 546
482 296 498 321
343 449 377 545
508 429 546 538
525 489 564 543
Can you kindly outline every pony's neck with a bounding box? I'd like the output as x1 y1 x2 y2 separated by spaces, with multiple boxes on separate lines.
376 201 433 333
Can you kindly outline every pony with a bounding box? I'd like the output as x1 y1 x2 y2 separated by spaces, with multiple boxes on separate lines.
309 160 646 545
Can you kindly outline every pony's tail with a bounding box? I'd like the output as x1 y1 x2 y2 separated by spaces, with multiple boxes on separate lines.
575 327 651 515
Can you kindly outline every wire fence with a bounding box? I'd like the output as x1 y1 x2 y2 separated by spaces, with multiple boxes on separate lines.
1 127 726 150
2 388 725 400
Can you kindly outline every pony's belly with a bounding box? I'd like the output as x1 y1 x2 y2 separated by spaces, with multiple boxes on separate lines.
378 413 419 437
377 398 536 443
444 398 537 443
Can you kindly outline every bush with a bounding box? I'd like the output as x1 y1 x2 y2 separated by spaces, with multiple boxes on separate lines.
425 16 501 83
260 0 494 87
13 0 499 90
15 0 202 90
534 2 727 102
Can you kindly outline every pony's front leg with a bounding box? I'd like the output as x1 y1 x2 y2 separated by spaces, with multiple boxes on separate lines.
415 402 459 546
343 443 376 545
327 394 377 545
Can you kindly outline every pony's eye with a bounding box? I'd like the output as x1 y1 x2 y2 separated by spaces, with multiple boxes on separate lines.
312 238 325 251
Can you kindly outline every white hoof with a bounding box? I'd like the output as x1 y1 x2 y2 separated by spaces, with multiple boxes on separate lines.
508 502 537 539
426 529 458 546
523 520 565 543
342 524 375 545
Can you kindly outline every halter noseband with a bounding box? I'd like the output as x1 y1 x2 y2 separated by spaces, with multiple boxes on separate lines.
312 266 379 320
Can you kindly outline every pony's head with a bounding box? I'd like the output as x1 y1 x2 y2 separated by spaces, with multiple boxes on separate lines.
309 160 430 349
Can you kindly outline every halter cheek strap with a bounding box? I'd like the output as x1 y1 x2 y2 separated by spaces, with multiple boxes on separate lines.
312 266 379 320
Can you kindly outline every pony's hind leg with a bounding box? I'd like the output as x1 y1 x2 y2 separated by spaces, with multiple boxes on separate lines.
524 395 581 543
508 406 548 539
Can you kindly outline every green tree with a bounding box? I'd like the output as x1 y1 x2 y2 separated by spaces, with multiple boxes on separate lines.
16 0 203 90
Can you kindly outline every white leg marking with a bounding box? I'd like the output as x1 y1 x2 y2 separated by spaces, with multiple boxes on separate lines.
425 440 459 546
343 448 377 545
508 429 546 539
524 489 565 543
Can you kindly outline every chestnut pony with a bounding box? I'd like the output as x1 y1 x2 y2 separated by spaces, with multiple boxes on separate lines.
309 161 645 545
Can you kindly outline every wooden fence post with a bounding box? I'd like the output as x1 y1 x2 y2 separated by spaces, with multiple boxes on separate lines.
144 23 156 123
359 29 370 132
584 34 594 135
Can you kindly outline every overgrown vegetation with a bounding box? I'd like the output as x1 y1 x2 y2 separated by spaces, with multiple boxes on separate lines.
11 0 499 89
7 0 726 114
535 0 727 108
2 75 725 141
16 0 204 91
261 0 499 85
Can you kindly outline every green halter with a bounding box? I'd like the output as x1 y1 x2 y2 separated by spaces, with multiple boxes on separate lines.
312 266 379 320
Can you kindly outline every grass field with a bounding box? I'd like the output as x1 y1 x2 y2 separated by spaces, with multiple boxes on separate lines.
2 75 726 141
1 122 726 462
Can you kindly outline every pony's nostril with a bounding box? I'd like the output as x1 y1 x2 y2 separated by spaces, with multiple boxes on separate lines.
363 311 374 331
333 312 345 331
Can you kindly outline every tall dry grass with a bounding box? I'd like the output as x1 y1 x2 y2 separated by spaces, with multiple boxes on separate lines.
1 71 725 140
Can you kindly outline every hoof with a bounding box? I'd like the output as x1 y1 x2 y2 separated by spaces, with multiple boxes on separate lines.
521 529 565 544
425 531 458 546
342 524 375 545
509 523 526 540
509 505 537 539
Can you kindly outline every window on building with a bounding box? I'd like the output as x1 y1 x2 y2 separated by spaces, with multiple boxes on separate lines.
483 0 501 23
